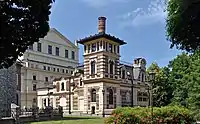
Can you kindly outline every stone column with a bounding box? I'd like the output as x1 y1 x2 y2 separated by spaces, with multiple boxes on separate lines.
116 87 121 107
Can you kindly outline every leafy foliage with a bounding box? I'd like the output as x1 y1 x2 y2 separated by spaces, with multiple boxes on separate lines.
147 63 173 107
166 0 200 52
105 106 194 124
147 52 200 120
169 52 200 120
168 53 191 107
0 0 54 69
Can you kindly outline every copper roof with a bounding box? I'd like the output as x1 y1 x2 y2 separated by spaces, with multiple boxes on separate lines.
77 32 126 45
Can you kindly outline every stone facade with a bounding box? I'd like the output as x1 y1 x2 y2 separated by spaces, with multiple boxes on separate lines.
19 28 79 108
0 62 22 117
37 17 151 116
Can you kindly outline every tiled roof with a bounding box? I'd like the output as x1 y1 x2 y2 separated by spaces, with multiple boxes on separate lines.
77 32 126 45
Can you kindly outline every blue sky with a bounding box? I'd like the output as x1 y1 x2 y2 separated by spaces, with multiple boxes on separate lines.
49 0 181 67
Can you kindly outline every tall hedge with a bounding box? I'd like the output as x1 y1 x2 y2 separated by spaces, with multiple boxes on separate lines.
105 106 194 124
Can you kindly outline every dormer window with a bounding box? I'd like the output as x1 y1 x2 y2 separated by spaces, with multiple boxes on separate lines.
91 61 96 75
92 43 96 52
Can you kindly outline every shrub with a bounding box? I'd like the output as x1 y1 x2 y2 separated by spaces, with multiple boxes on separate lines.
105 106 194 124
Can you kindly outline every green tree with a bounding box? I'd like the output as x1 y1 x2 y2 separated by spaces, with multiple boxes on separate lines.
168 53 191 107
187 51 200 120
166 0 200 52
147 63 173 107
0 0 54 69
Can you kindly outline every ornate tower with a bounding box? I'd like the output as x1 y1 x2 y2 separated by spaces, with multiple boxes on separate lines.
77 17 126 114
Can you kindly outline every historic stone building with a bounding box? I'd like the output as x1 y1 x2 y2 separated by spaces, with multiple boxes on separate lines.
37 17 151 116
19 28 79 108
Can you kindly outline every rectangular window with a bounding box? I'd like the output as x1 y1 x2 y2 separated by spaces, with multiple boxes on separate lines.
114 45 116 53
61 82 64 91
62 69 64 73
109 43 112 53
117 46 119 53
48 66 50 71
105 42 108 51
88 44 90 53
84 45 86 53
53 68 55 72
91 61 95 75
122 70 125 79
33 75 36 80
92 43 96 52
48 45 52 54
33 84 37 91
29 44 33 50
97 42 99 51
37 43 42 52
72 51 75 60
43 99 46 107
66 70 68 73
143 98 147 101
100 41 102 48
57 68 59 72
65 50 68 58
71 71 73 74
45 77 48 82
103 41 105 49
80 78 83 86
31 64 34 68
43 66 46 70
56 47 59 56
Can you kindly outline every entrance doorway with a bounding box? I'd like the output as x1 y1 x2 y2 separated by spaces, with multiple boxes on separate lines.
91 106 95 114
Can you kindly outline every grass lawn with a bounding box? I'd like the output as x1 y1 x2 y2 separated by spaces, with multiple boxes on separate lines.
31 116 104 124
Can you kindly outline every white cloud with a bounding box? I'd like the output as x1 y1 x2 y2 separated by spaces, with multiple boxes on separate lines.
119 0 167 27
80 0 129 8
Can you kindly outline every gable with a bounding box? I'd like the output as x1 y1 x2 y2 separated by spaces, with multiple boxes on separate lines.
43 28 77 48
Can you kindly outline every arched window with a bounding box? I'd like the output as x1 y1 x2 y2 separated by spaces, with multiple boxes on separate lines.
109 89 113 104
109 61 114 74
91 89 96 102
91 61 96 75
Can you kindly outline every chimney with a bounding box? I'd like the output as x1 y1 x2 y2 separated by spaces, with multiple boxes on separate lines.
98 16 106 33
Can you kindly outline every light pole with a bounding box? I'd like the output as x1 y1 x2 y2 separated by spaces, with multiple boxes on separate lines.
127 71 134 107
102 89 105 117
148 71 155 124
